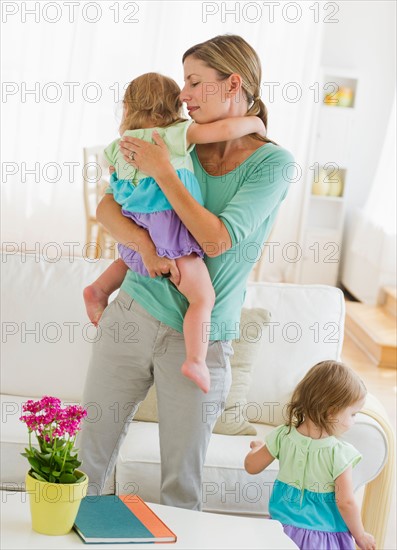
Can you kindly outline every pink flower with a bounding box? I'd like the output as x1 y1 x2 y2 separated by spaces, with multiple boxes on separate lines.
58 405 87 437
20 396 87 484
20 397 87 438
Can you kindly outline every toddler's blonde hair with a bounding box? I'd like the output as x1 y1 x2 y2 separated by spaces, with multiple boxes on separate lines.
121 73 185 134
286 360 367 435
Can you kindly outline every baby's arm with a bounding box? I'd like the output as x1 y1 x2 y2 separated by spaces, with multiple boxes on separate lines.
335 467 376 550
186 116 266 146
244 440 275 475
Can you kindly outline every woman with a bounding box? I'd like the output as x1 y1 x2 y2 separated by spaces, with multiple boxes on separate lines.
79 34 294 510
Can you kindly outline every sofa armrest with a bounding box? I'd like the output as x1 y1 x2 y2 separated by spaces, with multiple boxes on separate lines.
360 393 395 549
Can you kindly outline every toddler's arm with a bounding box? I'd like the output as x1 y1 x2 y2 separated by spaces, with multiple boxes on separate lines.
335 467 376 550
186 116 266 146
244 440 275 474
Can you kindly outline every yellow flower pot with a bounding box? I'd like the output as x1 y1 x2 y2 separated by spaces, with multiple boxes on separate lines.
25 470 88 535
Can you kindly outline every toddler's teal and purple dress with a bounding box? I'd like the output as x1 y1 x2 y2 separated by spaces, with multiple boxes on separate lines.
104 120 204 277
266 425 362 550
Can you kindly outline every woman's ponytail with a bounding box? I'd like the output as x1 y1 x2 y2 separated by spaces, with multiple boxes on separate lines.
248 96 278 145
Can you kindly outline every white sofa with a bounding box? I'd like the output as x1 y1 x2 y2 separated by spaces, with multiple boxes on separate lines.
1 253 394 546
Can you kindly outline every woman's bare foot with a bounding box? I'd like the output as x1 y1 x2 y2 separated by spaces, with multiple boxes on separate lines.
83 284 109 326
181 360 211 393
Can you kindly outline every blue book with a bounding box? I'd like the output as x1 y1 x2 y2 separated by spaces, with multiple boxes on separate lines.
74 495 177 544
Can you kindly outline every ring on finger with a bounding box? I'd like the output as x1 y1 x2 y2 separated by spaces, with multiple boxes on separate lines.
129 151 135 161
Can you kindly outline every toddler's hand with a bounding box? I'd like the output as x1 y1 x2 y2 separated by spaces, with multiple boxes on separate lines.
355 532 376 550
250 440 264 450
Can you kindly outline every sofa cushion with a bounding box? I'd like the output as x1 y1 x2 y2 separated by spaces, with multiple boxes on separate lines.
243 283 345 426
1 253 113 401
213 308 271 435
135 308 271 436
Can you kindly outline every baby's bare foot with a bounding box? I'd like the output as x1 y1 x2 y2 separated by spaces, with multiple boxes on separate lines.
181 360 211 393
83 284 109 326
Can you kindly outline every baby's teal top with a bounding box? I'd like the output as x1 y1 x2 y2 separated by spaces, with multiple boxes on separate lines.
119 141 294 341
266 424 362 532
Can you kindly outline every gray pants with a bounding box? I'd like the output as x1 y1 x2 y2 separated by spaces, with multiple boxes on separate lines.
79 290 232 510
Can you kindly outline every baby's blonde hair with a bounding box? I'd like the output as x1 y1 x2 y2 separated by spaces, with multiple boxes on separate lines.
286 361 367 435
120 73 186 134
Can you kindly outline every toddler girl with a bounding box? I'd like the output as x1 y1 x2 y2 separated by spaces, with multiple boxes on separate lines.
84 72 266 394
244 360 376 550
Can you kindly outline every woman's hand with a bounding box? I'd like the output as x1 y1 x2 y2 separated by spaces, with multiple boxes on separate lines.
140 247 180 286
120 131 172 180
106 165 180 285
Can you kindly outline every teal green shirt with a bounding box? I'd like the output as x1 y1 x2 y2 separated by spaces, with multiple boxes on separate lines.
119 142 294 341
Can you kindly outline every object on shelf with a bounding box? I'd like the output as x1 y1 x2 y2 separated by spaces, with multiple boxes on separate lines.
324 86 354 108
312 168 330 196
311 167 344 197
323 74 357 108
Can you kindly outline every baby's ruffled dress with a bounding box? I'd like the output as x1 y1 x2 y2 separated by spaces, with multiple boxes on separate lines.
104 120 203 277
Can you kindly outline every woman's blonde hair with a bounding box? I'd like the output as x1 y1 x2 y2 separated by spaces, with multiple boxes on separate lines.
286 361 367 435
182 34 276 145
120 73 185 134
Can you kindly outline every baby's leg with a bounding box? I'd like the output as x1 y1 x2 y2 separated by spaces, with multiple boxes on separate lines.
83 259 128 326
175 255 215 393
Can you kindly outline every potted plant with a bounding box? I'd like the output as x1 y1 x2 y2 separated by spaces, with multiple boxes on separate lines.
20 396 88 535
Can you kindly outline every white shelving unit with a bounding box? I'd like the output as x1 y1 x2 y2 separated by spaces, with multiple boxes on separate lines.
296 67 358 286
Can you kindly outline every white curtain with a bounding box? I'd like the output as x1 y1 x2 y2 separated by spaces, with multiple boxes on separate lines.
351 91 396 272
342 89 396 302
2 1 324 273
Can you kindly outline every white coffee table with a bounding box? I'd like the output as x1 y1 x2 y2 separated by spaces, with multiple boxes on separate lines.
1 491 298 549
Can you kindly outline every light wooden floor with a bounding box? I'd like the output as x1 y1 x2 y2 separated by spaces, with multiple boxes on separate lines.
341 333 396 550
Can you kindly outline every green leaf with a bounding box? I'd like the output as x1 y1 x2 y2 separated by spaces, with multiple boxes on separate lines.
41 452 53 460
30 471 47 482
51 471 61 477
59 473 77 484
75 474 87 484
36 453 51 464
49 475 56 483
65 461 81 469
41 466 51 473
27 457 41 471
32 448 45 459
